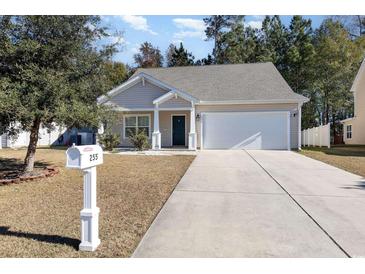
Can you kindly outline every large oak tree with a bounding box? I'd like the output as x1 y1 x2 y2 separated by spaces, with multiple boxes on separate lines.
0 16 118 173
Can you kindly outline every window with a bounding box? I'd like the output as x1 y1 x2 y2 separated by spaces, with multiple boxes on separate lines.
124 115 150 138
346 125 352 139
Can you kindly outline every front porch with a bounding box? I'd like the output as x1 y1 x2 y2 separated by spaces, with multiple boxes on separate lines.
151 90 197 150
99 74 199 150
151 110 196 151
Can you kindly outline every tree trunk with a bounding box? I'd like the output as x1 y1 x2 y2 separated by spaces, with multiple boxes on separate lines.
357 16 362 36
324 99 329 125
332 113 336 145
24 118 41 173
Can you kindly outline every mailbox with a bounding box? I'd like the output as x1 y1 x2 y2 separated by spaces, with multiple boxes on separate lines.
66 144 103 170
65 144 103 251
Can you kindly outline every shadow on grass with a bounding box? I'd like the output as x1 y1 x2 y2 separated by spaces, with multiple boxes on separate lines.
303 146 365 158
0 157 50 170
0 226 80 250
44 146 69 151
0 157 47 171
0 157 52 179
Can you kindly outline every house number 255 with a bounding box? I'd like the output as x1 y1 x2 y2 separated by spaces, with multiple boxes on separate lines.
89 154 98 162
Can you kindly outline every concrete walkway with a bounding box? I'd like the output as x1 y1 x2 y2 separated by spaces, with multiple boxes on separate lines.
104 148 197 156
133 150 365 257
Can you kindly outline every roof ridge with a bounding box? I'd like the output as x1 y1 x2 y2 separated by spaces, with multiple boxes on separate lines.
136 62 273 71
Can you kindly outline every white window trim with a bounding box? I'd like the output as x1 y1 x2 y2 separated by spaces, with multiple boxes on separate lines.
346 124 352 139
123 114 151 140
170 114 187 147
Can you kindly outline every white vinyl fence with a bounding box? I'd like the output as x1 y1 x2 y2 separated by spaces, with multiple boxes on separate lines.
301 123 330 148
0 125 66 148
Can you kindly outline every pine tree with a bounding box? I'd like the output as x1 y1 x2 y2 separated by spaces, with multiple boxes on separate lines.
165 43 176 67
167 43 195 67
133 42 163 68
220 18 261 64
313 19 365 133
284 16 317 128
257 16 289 71
195 54 214 66
203 16 243 64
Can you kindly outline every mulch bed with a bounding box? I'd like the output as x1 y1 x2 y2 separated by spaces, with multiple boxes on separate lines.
0 166 59 185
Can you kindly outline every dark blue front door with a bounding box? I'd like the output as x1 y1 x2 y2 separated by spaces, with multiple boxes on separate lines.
172 116 185 146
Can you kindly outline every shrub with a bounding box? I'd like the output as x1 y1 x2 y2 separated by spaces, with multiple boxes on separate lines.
98 132 120 151
128 129 150 151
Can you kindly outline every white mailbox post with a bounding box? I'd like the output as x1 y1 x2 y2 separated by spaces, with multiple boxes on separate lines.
66 144 103 251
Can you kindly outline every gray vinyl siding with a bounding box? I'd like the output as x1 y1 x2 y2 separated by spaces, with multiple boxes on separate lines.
108 81 168 109
159 97 191 109
111 111 190 147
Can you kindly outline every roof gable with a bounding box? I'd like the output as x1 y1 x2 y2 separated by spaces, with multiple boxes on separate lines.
103 79 167 110
351 59 365 92
133 63 308 103
98 73 199 105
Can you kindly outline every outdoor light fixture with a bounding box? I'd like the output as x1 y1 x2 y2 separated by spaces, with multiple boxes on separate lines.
196 113 201 121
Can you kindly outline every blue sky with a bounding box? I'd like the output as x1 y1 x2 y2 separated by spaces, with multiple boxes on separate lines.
101 15 325 66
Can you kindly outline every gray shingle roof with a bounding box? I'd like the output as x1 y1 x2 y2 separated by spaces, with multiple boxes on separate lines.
134 62 308 102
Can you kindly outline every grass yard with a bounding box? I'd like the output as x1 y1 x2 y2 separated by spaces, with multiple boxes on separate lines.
299 145 365 178
0 148 194 257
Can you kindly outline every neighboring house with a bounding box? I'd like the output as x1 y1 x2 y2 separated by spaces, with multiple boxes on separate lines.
341 60 365 145
98 63 309 150
0 125 95 149
59 127 96 146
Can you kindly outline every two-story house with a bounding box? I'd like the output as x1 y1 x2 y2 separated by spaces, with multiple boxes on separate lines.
341 59 365 145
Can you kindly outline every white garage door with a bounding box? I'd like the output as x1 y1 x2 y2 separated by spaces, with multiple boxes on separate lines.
202 111 289 150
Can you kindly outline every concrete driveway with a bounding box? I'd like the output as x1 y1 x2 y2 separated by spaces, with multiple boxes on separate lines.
133 150 365 258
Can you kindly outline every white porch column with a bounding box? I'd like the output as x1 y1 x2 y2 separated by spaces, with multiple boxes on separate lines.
96 123 104 145
298 103 302 150
188 103 197 150
152 104 161 149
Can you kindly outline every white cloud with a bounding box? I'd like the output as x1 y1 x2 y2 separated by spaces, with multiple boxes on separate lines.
172 18 206 40
246 20 262 29
173 31 205 40
131 46 139 54
173 18 205 31
120 15 157 35
109 35 125 45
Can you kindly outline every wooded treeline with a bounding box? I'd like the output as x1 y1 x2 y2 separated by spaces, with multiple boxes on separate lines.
0 15 364 172
132 15 365 132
